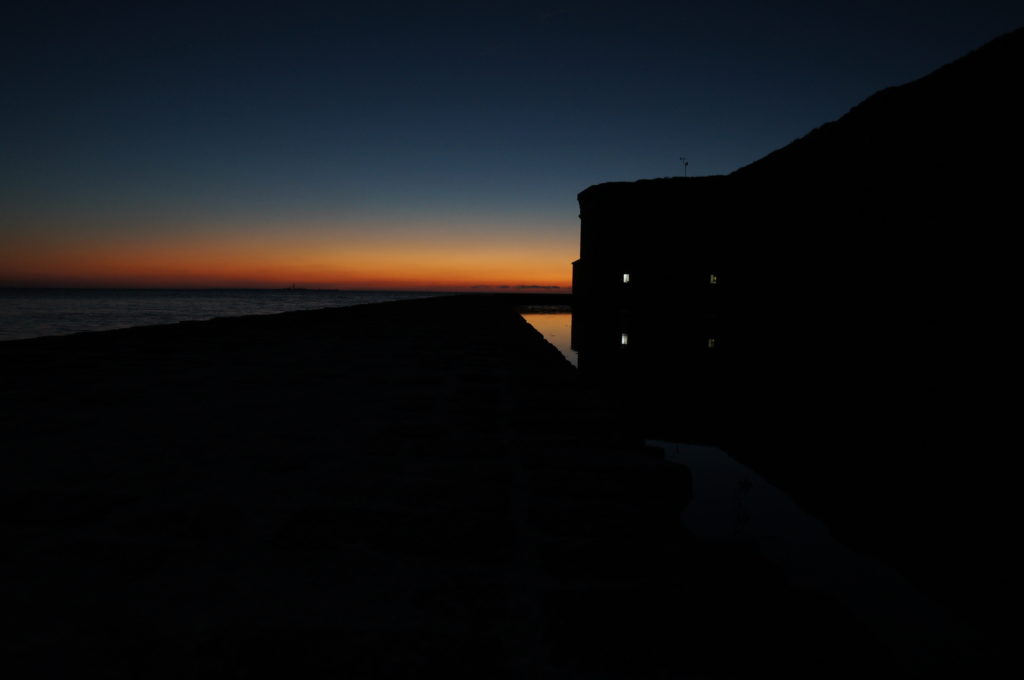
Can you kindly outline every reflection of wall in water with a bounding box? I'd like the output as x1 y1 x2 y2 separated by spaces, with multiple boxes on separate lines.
571 305 729 443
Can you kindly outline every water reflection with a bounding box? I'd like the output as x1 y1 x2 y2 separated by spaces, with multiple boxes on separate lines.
654 440 980 672
571 304 729 443
520 309 577 367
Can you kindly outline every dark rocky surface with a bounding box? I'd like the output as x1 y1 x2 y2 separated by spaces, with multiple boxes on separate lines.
0 295 982 677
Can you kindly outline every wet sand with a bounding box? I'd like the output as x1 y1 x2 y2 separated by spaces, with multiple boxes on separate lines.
0 295 975 678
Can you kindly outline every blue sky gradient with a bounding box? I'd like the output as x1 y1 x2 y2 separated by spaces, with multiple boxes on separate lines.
3 1 1022 288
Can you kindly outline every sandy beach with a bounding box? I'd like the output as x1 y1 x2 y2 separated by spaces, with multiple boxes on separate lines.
0 295 985 678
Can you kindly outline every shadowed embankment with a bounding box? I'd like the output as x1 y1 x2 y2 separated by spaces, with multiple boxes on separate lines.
0 295 975 678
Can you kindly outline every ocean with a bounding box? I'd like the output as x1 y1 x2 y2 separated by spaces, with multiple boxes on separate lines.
0 289 441 342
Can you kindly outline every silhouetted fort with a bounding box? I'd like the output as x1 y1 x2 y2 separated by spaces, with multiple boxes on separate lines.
575 26 1021 325
571 27 1022 624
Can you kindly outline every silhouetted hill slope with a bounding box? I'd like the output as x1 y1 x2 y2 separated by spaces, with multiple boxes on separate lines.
728 28 1024 633
733 26 1023 184
735 30 1023 624
716 26 1023 357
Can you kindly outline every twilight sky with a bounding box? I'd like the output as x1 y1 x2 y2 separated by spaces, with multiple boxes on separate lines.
3 1 1022 290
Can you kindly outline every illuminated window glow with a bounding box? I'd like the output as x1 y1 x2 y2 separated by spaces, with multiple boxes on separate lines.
709 274 718 285
621 333 629 345
623 273 630 283
707 338 716 348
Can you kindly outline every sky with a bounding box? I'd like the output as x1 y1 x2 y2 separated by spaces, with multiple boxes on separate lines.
2 1 1022 290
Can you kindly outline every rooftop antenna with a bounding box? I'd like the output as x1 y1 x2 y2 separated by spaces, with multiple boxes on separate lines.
679 156 689 178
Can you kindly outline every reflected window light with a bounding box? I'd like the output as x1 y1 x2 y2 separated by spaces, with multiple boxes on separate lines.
709 274 718 285
623 273 630 283
621 333 629 346
707 338 716 349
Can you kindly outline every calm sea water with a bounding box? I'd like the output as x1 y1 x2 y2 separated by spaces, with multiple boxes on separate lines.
0 289 441 342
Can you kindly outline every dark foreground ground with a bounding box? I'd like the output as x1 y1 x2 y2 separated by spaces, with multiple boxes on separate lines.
0 295 994 678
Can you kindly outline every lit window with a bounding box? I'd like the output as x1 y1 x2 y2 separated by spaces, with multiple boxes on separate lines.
623 273 630 283
709 274 718 285
707 338 716 349
621 333 629 346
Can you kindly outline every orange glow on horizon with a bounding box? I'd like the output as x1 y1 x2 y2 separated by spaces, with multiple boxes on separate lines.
0 225 575 292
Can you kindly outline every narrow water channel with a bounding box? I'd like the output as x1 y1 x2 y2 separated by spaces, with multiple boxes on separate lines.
651 440 982 672
520 310 576 367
